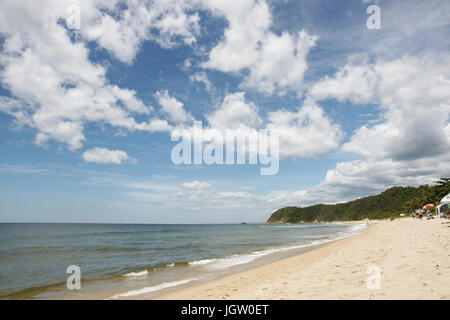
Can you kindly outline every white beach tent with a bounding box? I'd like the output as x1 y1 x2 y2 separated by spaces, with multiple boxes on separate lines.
436 193 450 216
440 193 450 204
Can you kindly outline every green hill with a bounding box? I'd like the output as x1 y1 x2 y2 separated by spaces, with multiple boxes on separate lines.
266 186 421 223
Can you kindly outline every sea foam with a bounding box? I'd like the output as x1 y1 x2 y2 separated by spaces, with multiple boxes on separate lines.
110 278 198 299
123 270 148 277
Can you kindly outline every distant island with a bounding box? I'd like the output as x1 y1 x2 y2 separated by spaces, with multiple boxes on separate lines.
266 178 449 223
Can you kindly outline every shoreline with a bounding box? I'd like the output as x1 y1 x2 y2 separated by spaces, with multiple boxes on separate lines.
147 221 370 300
151 218 450 300
111 222 365 300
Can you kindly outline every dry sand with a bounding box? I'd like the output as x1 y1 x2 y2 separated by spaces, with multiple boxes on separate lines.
152 218 450 300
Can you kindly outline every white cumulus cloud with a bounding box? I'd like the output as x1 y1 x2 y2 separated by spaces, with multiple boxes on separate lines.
309 63 378 105
341 56 450 161
82 0 201 64
0 0 175 152
202 0 316 96
207 92 262 130
267 98 344 159
82 147 135 165
180 180 211 190
155 90 194 124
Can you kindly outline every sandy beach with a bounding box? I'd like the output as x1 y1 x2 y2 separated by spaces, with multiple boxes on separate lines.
152 218 450 300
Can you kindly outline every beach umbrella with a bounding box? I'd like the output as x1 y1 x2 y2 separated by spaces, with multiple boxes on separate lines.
423 204 434 209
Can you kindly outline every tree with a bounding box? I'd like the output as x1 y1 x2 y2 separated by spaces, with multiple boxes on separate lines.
431 178 450 202
402 178 450 211
268 178 450 223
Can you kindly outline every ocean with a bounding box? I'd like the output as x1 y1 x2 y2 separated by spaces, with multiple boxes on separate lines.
0 222 366 299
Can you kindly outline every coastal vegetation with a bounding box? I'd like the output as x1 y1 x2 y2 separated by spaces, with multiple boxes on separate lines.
402 178 450 211
267 178 450 223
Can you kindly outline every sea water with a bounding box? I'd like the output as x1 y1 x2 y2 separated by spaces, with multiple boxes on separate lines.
0 222 366 299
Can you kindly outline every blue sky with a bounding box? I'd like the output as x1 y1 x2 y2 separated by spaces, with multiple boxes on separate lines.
0 0 449 223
